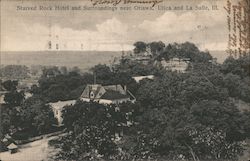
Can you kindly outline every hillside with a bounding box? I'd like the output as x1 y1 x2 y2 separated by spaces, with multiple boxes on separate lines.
1 50 228 71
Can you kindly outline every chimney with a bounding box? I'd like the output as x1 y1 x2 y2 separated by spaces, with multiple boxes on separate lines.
124 85 127 93
88 85 91 98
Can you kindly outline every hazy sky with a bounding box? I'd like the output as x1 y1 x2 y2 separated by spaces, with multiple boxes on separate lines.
1 0 231 51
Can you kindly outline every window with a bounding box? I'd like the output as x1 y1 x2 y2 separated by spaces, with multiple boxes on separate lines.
90 91 95 98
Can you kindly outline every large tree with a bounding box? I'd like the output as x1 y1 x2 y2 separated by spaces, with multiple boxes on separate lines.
18 95 56 135
133 41 147 54
53 101 128 160
221 55 250 78
2 80 18 91
4 91 24 106
159 42 212 62
148 41 165 56
36 70 93 102
124 71 250 160
220 55 250 102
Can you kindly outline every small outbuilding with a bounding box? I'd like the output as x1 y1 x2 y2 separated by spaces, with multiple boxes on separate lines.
2 138 8 144
7 143 18 154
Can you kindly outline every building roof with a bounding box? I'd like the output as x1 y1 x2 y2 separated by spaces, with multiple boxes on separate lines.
5 134 11 139
7 143 18 149
132 75 154 83
91 85 102 98
81 84 130 101
101 90 129 100
0 91 9 95
103 85 126 95
49 100 76 110
2 138 8 142
161 58 189 73
81 84 101 99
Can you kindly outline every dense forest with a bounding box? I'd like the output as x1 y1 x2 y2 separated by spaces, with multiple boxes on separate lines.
1 42 250 160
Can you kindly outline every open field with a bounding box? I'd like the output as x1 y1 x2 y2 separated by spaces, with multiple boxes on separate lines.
1 51 123 71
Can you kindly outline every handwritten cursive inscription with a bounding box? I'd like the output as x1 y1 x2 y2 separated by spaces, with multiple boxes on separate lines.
90 0 163 7
225 0 250 57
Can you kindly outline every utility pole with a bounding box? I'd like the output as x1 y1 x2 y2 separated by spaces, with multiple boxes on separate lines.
93 72 96 84
48 16 52 50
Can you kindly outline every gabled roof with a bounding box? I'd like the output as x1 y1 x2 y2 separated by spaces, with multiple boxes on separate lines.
81 84 130 101
101 90 129 100
2 138 8 142
49 100 76 110
5 134 11 139
103 85 126 95
132 75 154 83
7 143 18 149
91 86 102 99
81 84 102 99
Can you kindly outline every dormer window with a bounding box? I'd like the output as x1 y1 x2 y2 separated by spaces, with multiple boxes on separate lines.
90 91 95 99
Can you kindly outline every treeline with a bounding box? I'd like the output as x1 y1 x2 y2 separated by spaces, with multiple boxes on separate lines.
0 64 85 80
133 41 212 62
0 65 29 79
31 60 165 103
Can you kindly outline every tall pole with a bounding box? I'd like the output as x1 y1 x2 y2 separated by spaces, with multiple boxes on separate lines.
94 72 96 84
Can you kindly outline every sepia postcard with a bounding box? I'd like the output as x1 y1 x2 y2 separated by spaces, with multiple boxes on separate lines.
0 0 250 161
